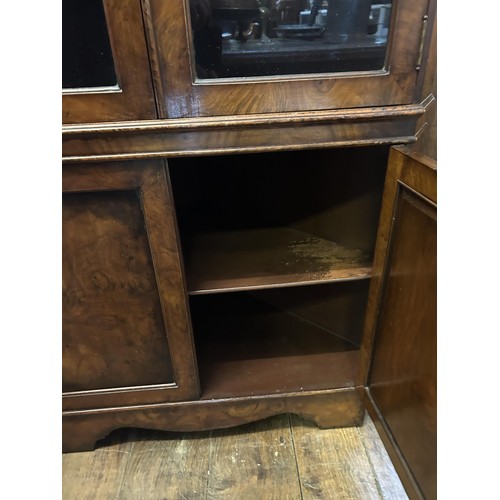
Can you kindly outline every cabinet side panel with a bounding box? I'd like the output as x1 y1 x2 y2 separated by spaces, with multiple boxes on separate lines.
368 187 437 500
62 189 174 391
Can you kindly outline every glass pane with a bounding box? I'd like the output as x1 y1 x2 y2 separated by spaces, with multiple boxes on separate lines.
62 0 118 89
189 0 392 78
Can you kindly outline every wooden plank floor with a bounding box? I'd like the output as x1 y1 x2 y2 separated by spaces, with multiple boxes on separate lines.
62 411 408 499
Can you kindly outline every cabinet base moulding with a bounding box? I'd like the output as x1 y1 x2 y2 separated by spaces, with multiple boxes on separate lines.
62 388 364 453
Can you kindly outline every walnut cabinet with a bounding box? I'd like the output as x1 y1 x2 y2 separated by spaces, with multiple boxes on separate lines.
62 1 436 497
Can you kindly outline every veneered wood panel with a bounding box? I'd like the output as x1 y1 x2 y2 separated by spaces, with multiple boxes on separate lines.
62 189 174 391
359 146 437 499
62 160 199 412
62 105 422 163
62 388 364 452
368 187 437 500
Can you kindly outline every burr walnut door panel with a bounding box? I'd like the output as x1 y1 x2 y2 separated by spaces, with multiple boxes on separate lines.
62 160 199 411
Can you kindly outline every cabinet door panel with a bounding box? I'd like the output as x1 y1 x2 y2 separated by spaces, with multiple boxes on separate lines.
62 161 199 410
360 147 436 499
146 0 432 118
62 0 157 124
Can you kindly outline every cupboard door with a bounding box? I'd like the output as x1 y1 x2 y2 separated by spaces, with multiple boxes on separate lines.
62 0 157 124
146 0 433 118
360 147 436 499
62 160 199 410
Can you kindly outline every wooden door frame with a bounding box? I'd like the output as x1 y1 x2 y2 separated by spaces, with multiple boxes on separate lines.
62 160 199 411
63 0 157 124
145 0 432 118
358 146 437 499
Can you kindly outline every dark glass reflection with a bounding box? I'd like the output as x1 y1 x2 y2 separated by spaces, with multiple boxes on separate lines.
189 0 392 79
62 0 118 89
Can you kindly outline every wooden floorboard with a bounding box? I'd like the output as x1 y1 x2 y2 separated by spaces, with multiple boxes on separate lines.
206 414 301 499
290 414 380 499
62 430 133 500
62 412 407 499
358 413 409 500
119 429 213 499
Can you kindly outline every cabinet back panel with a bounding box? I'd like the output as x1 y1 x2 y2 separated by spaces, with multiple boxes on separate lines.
255 280 370 347
62 190 174 392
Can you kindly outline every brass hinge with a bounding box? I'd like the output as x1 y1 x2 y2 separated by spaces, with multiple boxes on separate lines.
416 15 429 71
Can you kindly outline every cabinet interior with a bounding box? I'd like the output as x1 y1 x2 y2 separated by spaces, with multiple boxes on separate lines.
168 146 389 397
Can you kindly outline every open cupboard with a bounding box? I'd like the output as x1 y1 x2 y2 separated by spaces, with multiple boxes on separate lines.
62 1 436 498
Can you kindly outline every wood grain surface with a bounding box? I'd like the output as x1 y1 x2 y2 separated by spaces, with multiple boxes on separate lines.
359 413 409 500
119 429 212 499
368 189 437 500
291 415 380 499
185 228 371 294
62 105 421 163
146 0 429 118
62 160 199 412
62 412 407 499
63 0 157 124
62 189 174 392
190 290 360 398
359 147 437 500
206 415 300 499
62 431 133 499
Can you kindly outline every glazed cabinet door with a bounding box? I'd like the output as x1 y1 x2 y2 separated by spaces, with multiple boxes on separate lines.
360 147 437 499
145 0 434 118
62 0 157 124
62 160 199 412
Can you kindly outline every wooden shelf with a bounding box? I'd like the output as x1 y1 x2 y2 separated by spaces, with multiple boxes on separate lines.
185 227 372 295
190 292 360 400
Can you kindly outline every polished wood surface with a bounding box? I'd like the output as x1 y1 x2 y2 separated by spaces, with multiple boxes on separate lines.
190 290 360 398
63 388 364 452
62 0 157 124
62 189 175 391
412 0 437 161
185 227 371 294
63 412 407 499
359 147 437 499
61 0 437 483
146 0 430 118
62 103 422 163
359 147 436 381
62 160 199 412
369 189 436 500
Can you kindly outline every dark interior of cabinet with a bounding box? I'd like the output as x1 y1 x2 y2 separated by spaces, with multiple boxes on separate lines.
62 0 117 89
168 146 389 397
